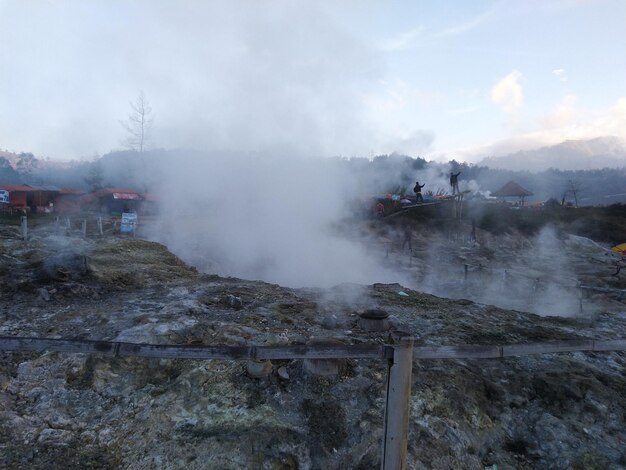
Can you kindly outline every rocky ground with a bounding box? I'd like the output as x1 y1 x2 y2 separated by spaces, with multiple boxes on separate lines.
1 218 625 469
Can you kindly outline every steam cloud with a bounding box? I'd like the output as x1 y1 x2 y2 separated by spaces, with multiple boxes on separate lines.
151 152 406 288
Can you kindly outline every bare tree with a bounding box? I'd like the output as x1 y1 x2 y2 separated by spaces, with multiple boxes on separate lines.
120 92 153 153
563 179 582 207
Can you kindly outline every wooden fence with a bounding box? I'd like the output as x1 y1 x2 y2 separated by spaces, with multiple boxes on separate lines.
3 336 626 361
2 335 626 469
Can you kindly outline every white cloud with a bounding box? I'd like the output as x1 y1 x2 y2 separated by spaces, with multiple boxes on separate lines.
541 94 578 129
452 96 626 160
552 68 568 82
361 79 444 154
490 70 524 114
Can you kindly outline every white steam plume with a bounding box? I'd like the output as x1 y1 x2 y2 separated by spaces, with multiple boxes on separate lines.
151 152 406 288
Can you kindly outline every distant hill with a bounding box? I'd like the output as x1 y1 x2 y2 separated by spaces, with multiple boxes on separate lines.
478 136 626 172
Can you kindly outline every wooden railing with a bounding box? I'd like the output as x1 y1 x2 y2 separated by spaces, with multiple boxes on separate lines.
2 335 626 469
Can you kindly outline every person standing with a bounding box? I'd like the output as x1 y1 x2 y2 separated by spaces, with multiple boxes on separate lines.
450 171 461 195
413 181 425 203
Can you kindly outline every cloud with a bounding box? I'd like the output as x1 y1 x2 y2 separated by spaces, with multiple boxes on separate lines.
386 129 435 156
362 79 442 154
452 95 626 160
552 68 568 82
490 70 524 114
541 94 578 129
0 0 382 159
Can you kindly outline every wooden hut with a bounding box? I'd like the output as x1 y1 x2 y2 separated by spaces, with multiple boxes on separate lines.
53 188 85 215
491 181 533 206
79 188 143 214
0 184 32 211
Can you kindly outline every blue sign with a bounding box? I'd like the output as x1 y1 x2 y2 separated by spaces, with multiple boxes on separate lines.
0 190 8 204
120 212 137 234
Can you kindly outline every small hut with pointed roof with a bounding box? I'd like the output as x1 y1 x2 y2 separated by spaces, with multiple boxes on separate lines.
491 180 533 206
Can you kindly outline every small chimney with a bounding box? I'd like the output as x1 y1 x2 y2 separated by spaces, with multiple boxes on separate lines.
358 308 390 332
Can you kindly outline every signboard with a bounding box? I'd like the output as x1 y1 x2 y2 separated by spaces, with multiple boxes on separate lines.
0 190 8 204
120 212 138 234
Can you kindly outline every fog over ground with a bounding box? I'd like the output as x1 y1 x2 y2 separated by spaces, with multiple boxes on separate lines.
150 151 407 288
2 1 620 314
146 148 482 289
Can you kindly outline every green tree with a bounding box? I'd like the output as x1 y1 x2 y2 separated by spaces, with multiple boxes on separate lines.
16 152 38 179
84 159 105 191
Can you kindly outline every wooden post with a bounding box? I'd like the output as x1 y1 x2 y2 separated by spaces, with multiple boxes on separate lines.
20 216 27 241
579 285 584 314
381 331 413 470
464 264 468 281
97 217 103 236
81 219 87 237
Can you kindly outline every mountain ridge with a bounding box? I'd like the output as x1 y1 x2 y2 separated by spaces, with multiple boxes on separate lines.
478 136 626 172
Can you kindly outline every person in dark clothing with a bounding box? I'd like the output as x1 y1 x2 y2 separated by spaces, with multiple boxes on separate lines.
413 181 425 202
450 171 461 195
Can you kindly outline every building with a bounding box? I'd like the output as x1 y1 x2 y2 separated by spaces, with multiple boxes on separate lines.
79 188 144 214
53 188 85 215
0 184 72 213
491 181 534 206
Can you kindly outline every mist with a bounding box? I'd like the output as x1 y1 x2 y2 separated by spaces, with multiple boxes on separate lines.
149 151 408 288
0 0 386 159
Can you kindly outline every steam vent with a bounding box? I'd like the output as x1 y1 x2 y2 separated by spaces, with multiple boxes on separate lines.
359 308 391 332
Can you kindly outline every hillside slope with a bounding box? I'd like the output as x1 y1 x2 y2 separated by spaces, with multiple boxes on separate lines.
0 221 625 469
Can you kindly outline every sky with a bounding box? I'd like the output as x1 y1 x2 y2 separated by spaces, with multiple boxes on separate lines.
0 0 624 162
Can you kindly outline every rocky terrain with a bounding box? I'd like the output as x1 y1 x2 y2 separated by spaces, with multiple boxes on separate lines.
1 218 626 469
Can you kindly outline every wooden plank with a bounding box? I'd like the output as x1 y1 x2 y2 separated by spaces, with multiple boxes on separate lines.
413 344 502 359
381 333 413 470
0 337 118 356
21 216 27 241
255 344 389 360
118 343 253 360
592 339 626 351
580 285 626 294
1 337 625 362
0 337 388 360
384 201 447 219
503 340 594 357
